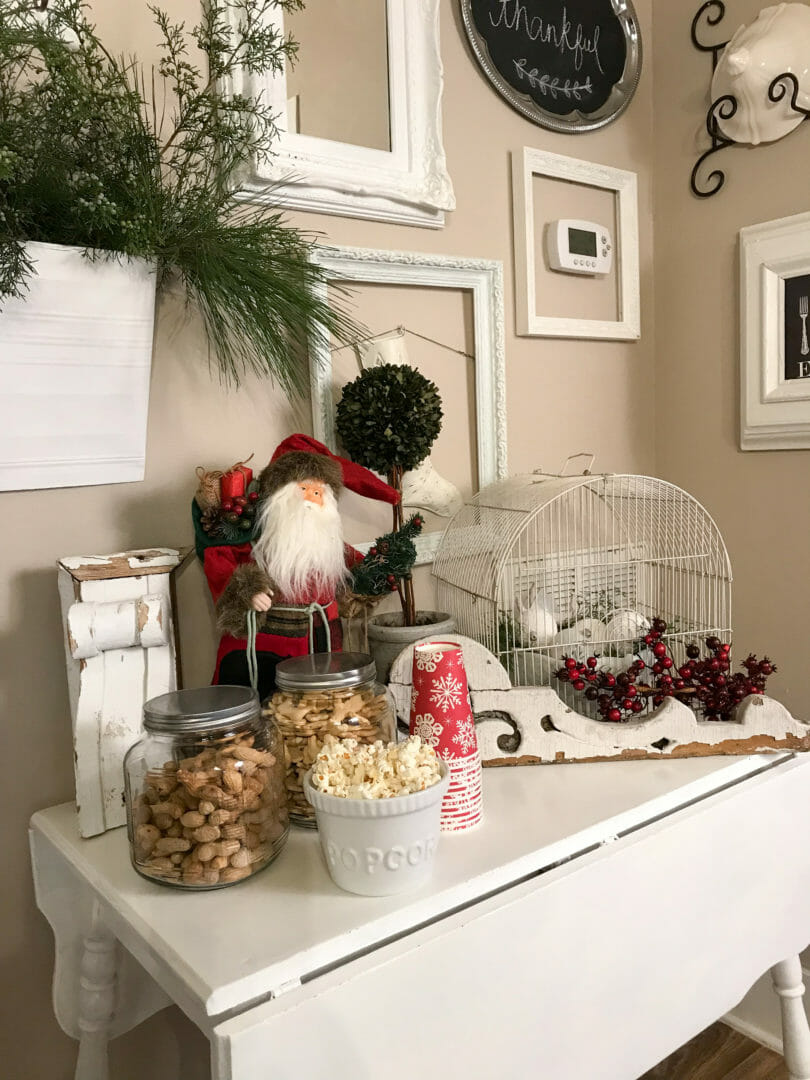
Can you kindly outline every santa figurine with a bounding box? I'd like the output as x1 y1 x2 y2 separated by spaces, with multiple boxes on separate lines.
202 434 398 699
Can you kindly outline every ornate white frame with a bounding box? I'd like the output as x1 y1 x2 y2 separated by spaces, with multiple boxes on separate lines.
512 148 640 341
309 245 507 565
740 211 810 450
234 0 455 228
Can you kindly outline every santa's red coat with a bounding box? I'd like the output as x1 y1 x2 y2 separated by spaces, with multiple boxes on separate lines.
203 542 362 684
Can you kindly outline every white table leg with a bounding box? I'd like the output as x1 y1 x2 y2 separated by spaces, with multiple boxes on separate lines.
74 901 118 1080
772 956 810 1080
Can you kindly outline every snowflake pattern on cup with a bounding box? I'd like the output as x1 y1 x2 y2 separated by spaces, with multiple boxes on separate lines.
429 674 464 713
415 648 444 673
452 723 477 756
412 712 442 747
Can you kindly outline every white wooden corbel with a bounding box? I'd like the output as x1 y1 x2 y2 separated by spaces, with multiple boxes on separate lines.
57 548 192 836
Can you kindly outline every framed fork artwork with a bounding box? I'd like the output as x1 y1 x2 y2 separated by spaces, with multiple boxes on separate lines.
741 211 810 450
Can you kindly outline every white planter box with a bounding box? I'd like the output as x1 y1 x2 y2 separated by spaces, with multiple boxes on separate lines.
0 242 156 491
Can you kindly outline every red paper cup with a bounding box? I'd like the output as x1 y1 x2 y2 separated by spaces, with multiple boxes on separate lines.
410 641 482 832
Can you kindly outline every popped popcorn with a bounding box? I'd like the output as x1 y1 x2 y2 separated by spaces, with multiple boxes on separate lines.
310 735 443 799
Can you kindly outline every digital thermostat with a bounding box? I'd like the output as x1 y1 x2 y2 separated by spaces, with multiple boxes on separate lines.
545 219 612 275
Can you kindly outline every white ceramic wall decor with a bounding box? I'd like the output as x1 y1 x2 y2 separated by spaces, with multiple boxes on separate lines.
308 245 507 565
57 547 192 837
712 3 810 145
511 148 640 341
0 243 155 491
230 0 455 228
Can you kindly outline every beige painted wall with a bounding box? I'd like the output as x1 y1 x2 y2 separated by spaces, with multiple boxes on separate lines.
285 0 391 150
3 1 654 1076
653 0 810 1046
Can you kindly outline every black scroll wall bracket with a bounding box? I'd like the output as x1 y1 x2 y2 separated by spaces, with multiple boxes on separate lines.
691 0 810 197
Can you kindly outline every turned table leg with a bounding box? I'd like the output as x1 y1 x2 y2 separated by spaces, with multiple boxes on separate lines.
74 901 118 1080
772 956 810 1080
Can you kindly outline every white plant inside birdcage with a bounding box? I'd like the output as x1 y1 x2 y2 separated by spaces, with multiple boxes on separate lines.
432 469 733 717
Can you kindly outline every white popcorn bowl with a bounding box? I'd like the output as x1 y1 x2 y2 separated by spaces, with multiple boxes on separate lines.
303 763 450 897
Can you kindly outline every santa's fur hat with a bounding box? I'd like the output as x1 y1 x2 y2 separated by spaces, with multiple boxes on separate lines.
257 434 399 505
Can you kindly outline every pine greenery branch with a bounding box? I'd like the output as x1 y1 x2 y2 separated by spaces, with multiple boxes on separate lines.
0 0 358 391
351 515 424 598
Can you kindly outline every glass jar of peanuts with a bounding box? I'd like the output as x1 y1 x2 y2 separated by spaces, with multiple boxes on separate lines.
124 685 289 889
264 652 395 827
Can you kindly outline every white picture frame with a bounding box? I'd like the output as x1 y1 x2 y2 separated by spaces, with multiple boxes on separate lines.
511 148 640 341
740 211 810 450
309 245 507 565
231 0 455 228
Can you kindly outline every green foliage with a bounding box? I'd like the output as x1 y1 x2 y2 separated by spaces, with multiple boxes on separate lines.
0 0 357 393
351 515 423 597
335 363 443 475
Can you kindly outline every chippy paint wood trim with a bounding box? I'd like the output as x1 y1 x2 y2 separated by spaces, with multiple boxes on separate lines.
233 0 454 227
57 549 187 837
388 635 810 765
512 148 641 341
308 245 506 566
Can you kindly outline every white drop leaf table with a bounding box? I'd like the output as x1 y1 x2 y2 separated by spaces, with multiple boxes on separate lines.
30 751 810 1080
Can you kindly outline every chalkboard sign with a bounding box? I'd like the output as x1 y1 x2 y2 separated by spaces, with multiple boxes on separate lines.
460 0 642 133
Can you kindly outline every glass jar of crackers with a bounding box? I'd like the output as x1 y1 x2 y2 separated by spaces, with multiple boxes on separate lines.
265 652 395 827
124 685 289 888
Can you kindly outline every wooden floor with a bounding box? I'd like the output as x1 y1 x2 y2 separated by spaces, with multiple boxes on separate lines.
638 1022 788 1079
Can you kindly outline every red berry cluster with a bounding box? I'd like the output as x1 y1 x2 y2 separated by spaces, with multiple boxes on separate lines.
555 617 776 723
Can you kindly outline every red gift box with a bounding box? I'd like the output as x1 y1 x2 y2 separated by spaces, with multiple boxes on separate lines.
410 640 483 832
220 456 254 500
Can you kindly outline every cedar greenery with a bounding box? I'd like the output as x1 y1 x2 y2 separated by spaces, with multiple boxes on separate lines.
0 0 357 394
336 363 444 626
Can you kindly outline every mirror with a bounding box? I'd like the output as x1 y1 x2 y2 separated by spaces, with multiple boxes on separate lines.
237 0 455 228
284 0 391 152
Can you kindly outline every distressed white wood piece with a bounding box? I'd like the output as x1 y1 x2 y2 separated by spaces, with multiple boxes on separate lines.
230 0 454 227
309 245 507 565
740 212 810 450
57 548 191 837
387 635 810 763
512 148 641 341
29 753 810 1079
67 595 170 659
772 957 810 1080
0 242 156 491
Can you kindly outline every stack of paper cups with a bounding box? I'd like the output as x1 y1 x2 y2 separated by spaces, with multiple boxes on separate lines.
410 641 483 832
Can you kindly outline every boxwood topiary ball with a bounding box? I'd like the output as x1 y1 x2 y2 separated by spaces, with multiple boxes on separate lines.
336 363 443 474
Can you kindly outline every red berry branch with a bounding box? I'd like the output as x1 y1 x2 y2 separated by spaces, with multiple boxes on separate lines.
554 617 776 722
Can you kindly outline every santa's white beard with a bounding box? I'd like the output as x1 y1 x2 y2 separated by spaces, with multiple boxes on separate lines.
252 483 349 603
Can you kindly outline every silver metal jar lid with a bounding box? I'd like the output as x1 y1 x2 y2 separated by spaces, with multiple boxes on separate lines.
275 652 376 691
143 685 260 734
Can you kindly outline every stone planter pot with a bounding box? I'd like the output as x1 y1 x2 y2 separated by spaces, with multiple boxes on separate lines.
0 242 156 491
366 610 456 683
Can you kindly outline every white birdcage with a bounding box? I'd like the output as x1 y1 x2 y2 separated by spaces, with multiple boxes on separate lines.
432 461 733 713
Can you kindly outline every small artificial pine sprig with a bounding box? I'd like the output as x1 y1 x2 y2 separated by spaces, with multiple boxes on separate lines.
351 514 424 597
554 617 776 722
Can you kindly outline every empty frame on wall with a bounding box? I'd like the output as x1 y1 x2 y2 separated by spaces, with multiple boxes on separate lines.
230 0 455 227
512 148 640 341
741 212 810 450
308 245 507 564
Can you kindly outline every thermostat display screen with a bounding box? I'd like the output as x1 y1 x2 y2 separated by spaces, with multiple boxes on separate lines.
568 228 597 257
546 219 612 275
